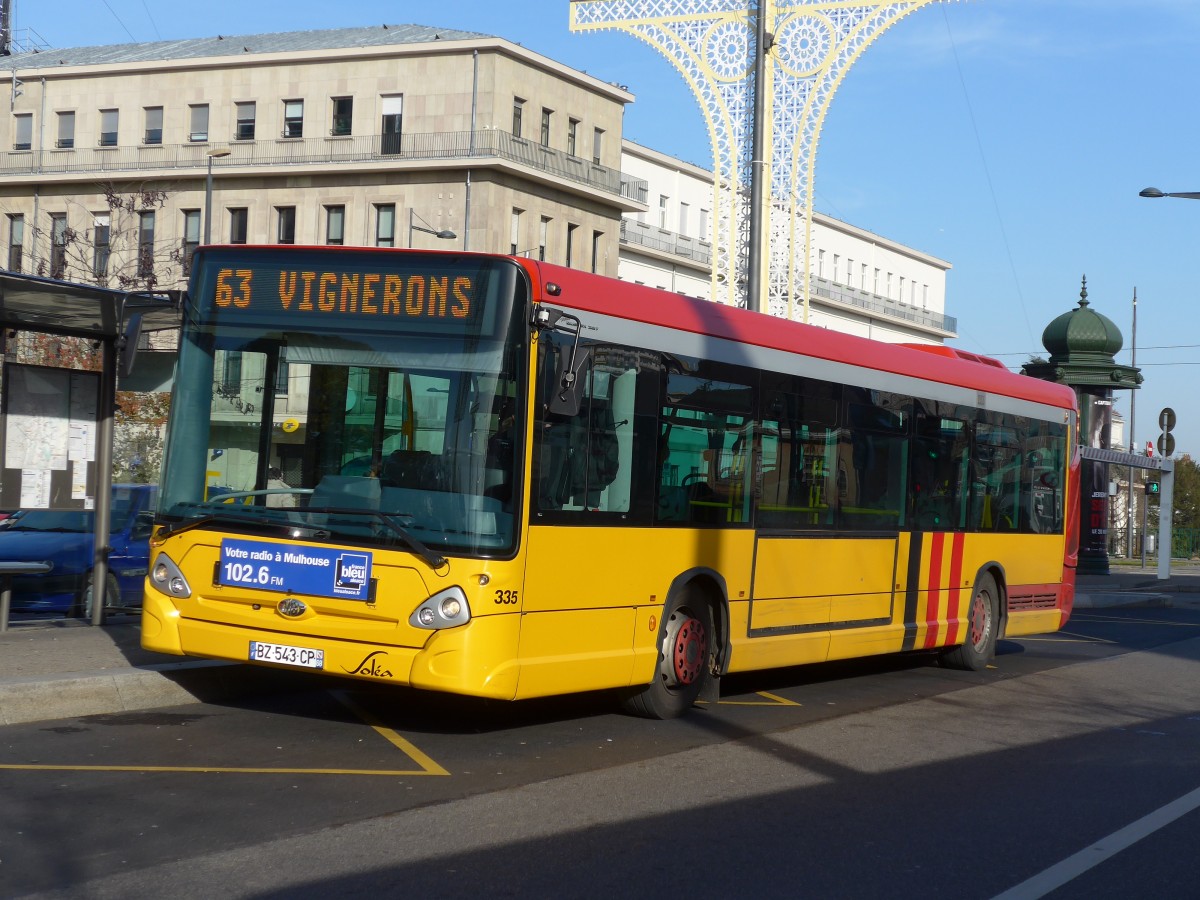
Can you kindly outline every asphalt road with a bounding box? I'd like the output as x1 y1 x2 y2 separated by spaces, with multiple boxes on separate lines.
4 606 1200 899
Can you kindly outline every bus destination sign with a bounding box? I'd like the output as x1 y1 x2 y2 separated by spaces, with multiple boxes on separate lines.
210 266 479 324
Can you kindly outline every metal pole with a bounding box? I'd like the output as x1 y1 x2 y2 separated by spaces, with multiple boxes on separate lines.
745 0 770 315
1126 287 1136 558
203 155 214 245
1140 483 1148 570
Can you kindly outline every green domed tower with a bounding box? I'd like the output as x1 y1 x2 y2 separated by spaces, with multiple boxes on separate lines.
1023 278 1142 574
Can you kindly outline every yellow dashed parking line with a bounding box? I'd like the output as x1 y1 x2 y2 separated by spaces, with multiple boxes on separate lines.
0 691 449 777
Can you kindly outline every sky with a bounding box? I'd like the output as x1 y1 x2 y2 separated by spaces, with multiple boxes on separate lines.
15 0 1200 457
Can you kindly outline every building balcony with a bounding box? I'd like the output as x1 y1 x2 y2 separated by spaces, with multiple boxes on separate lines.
2 129 649 204
809 273 957 335
619 218 712 266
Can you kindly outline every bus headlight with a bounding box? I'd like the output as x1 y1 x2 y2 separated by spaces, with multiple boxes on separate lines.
409 586 470 630
150 553 192 599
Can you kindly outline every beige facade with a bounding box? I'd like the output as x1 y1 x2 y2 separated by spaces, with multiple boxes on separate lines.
0 26 645 288
618 140 956 344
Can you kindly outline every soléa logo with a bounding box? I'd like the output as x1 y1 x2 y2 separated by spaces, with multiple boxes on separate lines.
333 553 371 596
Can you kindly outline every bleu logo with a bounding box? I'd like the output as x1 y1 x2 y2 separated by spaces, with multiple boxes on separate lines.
335 553 370 591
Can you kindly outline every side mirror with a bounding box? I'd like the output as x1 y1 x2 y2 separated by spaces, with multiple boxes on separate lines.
547 345 591 417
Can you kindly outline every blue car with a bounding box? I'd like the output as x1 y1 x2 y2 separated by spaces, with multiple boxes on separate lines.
0 484 157 616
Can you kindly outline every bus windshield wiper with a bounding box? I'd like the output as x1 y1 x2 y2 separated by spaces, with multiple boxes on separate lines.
304 507 447 570
154 510 293 542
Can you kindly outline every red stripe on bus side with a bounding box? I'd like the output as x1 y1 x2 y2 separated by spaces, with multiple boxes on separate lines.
944 532 966 646
923 533 945 649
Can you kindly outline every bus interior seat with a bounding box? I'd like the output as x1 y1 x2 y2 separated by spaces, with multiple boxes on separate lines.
381 449 437 489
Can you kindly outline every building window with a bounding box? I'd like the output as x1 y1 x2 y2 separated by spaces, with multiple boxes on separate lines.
861 263 868 289
375 204 396 247
222 351 243 393
137 211 155 277
898 276 906 304
679 202 689 237
540 108 552 147
14 113 32 151
567 118 579 157
512 98 524 138
509 208 522 255
658 195 668 229
325 205 345 245
873 268 880 294
229 208 248 245
283 99 304 139
539 216 550 261
98 109 118 147
591 230 602 274
275 349 290 396
699 208 710 241
7 214 24 272
276 206 296 244
56 111 75 149
566 223 577 268
832 254 840 283
235 102 256 141
49 213 68 278
181 210 200 274
592 127 604 165
144 107 163 145
817 249 825 278
93 213 111 278
380 95 403 155
188 104 209 142
331 97 353 136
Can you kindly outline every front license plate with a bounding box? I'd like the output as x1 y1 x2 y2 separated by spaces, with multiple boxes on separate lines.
249 640 324 669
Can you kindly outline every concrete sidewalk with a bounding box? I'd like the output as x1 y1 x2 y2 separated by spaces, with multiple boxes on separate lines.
2 564 1199 726
0 613 302 725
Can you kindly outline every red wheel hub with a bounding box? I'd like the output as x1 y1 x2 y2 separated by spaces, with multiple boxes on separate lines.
670 614 707 686
969 593 988 649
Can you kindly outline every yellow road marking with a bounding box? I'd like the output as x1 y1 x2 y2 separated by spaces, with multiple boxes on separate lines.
0 764 436 775
331 691 449 776
702 690 802 707
0 692 449 777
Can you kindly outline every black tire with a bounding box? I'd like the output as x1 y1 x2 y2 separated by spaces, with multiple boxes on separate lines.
74 572 122 619
622 586 714 719
939 572 999 671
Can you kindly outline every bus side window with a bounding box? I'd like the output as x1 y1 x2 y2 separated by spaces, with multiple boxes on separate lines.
535 338 642 517
841 390 910 530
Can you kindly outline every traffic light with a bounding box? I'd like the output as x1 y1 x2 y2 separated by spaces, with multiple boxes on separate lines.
1147 480 1161 496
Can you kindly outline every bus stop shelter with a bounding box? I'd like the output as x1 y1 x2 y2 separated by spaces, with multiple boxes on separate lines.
0 270 181 628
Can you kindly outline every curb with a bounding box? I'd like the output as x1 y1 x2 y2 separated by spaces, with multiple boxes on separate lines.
1073 591 1172 610
0 660 313 726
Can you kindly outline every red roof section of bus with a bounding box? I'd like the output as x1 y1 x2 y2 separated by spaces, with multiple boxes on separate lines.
519 258 1076 412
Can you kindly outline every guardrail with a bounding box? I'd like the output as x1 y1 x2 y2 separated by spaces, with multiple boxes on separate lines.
2 130 649 203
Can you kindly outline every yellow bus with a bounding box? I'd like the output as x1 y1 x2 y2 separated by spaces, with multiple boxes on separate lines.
143 246 1079 718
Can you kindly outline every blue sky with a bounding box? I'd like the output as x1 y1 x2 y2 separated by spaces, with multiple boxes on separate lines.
18 0 1200 457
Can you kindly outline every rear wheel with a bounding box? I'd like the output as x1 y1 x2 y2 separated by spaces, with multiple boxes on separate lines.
939 572 999 671
74 572 122 619
622 587 714 719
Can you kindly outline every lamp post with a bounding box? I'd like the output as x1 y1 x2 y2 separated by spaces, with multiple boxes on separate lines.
409 208 457 247
204 148 231 245
1139 187 1200 200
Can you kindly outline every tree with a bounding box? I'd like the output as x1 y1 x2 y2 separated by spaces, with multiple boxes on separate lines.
33 184 177 291
1170 453 1200 531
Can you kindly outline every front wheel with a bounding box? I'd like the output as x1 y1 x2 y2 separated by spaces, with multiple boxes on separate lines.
622 587 714 719
74 571 122 619
939 572 999 671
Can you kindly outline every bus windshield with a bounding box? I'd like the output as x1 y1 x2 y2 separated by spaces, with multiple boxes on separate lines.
158 248 529 557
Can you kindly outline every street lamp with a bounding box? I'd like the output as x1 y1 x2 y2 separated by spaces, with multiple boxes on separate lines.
1139 187 1200 200
409 208 457 247
204 148 232 245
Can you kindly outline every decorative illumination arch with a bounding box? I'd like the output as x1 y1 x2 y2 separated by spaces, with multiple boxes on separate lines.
571 0 954 320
